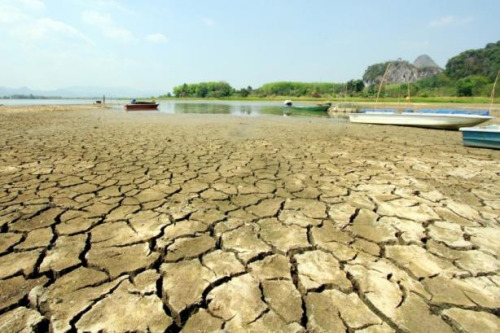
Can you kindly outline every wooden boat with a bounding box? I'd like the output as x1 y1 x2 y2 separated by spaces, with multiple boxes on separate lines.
124 101 159 111
283 101 331 113
349 109 493 129
460 125 500 149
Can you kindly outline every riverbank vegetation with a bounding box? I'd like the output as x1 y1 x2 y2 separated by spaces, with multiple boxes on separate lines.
165 41 499 103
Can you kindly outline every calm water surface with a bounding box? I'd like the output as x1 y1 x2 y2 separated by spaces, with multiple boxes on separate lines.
1 99 349 120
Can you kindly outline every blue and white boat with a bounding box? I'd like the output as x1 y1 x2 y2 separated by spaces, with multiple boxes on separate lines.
459 124 500 149
349 109 493 129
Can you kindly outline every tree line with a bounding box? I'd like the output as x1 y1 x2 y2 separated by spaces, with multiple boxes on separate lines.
165 41 499 99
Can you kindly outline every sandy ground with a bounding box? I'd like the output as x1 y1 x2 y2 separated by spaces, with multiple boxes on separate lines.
0 106 499 332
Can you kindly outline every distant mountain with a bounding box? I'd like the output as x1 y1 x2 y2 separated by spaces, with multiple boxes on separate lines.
0 86 161 98
363 58 443 85
413 55 440 69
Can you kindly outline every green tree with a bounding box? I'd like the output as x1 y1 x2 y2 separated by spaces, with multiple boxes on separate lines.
445 41 500 81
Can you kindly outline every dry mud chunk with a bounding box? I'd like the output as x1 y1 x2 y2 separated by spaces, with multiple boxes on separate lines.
0 233 23 254
377 201 439 222
278 210 322 227
0 276 48 312
164 234 215 261
132 269 159 295
222 225 271 263
380 216 425 244
455 250 500 274
10 207 63 231
258 218 309 253
86 243 159 278
0 307 45 333
38 267 125 333
133 188 166 203
190 209 225 226
181 309 223 333
0 250 42 279
246 198 284 218
347 264 451 332
157 220 208 249
14 227 53 250
424 275 499 309
294 250 351 292
283 199 327 219
104 204 140 222
75 280 172 332
40 234 86 274
427 221 472 248
230 310 304 333
161 259 217 314
202 250 245 278
328 203 357 228
249 254 292 281
465 226 500 256
207 274 267 326
262 280 303 323
385 244 462 278
349 209 397 243
442 308 500 333
306 290 382 332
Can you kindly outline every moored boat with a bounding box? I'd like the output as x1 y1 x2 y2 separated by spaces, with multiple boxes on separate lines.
349 109 493 129
124 100 159 111
459 124 500 149
283 100 331 112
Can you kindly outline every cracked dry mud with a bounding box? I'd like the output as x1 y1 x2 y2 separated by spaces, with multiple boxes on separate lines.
0 107 499 333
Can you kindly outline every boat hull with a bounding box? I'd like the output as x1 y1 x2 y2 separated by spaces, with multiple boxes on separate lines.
349 113 493 129
124 103 159 111
460 125 500 149
285 105 330 112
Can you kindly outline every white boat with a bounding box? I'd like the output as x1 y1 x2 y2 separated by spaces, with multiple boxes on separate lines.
460 124 500 149
349 109 493 129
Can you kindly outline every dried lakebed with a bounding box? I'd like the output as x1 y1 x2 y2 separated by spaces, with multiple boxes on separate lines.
0 108 499 332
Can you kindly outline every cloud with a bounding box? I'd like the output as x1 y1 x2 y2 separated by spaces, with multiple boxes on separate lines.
146 33 168 43
429 15 473 27
27 18 92 43
19 0 45 11
0 2 91 44
202 18 215 27
81 10 133 41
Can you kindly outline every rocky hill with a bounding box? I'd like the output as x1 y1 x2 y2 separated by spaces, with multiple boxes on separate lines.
413 55 440 68
363 55 443 85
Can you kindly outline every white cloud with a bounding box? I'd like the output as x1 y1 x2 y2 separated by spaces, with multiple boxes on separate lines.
202 18 215 26
26 18 91 43
81 10 133 41
429 15 473 27
146 33 168 43
19 0 45 11
0 2 91 44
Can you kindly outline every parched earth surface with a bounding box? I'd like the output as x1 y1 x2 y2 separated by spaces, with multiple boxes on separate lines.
0 107 499 332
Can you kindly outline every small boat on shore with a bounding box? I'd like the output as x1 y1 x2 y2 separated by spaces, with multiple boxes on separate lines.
349 109 493 129
283 100 331 113
124 100 159 111
460 125 500 149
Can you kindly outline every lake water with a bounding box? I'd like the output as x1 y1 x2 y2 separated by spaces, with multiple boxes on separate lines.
0 99 349 120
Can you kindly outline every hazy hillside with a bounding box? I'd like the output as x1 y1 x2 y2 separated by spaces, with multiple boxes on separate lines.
0 86 161 98
445 41 500 81
363 56 443 85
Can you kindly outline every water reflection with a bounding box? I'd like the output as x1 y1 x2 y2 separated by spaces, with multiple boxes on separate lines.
173 103 231 114
157 101 341 119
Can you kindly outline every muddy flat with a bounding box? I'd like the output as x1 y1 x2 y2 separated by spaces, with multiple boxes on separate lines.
0 106 499 332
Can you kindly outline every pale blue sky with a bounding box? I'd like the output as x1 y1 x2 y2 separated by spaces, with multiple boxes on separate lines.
0 0 498 94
